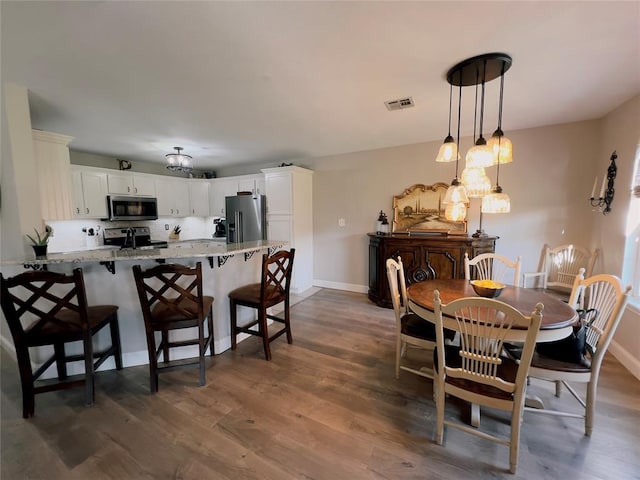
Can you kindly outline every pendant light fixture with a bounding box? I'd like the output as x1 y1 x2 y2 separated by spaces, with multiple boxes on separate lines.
435 84 459 163
464 59 494 168
482 144 511 213
166 146 193 173
488 62 513 164
442 82 469 218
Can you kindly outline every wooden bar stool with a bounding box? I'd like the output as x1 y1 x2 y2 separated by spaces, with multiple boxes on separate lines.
0 268 122 418
132 262 214 393
229 248 295 360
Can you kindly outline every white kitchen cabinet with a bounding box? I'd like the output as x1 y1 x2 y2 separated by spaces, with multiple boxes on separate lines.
237 174 265 195
107 173 155 196
262 166 313 293
189 181 210 216
156 178 190 217
209 178 239 217
33 130 74 220
71 168 108 218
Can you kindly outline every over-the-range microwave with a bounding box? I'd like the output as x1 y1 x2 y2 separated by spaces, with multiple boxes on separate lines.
106 195 158 221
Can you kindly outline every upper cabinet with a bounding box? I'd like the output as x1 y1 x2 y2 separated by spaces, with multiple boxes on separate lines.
264 171 293 214
189 181 210 217
70 167 108 219
156 178 190 217
33 130 75 220
107 173 155 196
209 174 264 217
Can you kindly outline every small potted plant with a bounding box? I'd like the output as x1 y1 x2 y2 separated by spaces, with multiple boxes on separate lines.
26 228 51 258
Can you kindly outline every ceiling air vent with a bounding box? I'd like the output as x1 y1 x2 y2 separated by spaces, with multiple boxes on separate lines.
384 97 415 111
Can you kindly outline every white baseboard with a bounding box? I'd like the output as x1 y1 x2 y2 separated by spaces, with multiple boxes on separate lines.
609 340 640 381
313 279 368 294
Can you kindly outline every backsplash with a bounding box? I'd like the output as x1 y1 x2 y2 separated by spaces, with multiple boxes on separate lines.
47 217 219 252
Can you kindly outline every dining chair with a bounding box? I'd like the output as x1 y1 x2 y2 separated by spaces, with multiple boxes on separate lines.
523 273 631 436
0 268 122 418
386 256 455 379
229 248 295 361
464 252 522 286
132 262 214 392
522 244 599 301
433 290 543 474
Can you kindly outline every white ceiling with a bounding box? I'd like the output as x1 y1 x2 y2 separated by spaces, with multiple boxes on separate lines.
2 1 639 171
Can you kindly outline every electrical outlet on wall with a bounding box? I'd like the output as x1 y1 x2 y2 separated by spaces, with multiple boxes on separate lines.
338 218 346 227
165 224 170 230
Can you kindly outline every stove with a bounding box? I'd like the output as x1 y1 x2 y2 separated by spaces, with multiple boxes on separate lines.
103 227 168 250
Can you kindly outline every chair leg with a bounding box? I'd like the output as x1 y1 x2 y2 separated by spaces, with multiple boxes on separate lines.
53 342 67 379
16 347 35 418
284 298 293 344
109 314 123 370
555 380 562 397
585 379 597 436
162 331 170 363
83 334 95 407
259 306 271 361
207 306 215 357
435 382 445 445
509 405 523 474
230 299 238 351
146 331 159 393
395 337 402 379
198 318 206 387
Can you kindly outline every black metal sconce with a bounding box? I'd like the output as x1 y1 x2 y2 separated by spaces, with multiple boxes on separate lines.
590 151 617 215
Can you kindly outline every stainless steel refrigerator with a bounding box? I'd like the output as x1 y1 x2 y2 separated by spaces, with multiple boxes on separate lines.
226 194 267 243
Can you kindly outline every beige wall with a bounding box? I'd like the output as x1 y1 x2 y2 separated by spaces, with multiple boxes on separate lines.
309 120 601 289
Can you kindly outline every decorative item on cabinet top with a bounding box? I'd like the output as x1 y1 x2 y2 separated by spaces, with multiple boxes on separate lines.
392 183 467 235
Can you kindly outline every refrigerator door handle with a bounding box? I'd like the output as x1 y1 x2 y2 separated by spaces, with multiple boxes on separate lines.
236 211 243 243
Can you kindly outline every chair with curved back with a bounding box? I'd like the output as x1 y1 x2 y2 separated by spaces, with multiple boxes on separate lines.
386 256 440 379
522 244 599 300
229 248 295 361
0 268 122 418
132 262 214 393
464 252 522 286
433 290 543 474
524 273 631 436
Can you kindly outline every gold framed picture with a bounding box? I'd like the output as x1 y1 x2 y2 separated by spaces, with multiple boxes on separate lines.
392 183 467 234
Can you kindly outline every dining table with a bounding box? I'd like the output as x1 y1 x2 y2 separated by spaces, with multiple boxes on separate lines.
406 278 579 427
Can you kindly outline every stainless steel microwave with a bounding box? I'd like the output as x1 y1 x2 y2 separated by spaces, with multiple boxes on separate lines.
106 195 158 221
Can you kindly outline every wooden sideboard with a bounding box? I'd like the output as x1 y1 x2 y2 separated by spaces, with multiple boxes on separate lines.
368 233 497 308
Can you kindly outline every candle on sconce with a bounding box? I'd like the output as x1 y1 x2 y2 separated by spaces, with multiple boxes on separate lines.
591 177 598 199
599 176 606 199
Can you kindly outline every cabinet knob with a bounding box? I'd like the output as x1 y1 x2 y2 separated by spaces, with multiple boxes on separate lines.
127 186 131 193
76 207 80 214
86 208 90 214
171 209 174 214
134 187 138 193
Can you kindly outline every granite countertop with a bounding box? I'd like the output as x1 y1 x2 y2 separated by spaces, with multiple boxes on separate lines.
4 240 287 266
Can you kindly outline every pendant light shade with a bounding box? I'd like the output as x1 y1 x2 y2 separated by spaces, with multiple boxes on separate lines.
435 84 459 163
465 140 495 168
488 131 513 164
482 186 511 213
444 201 467 222
461 166 491 198
443 181 469 204
166 146 193 173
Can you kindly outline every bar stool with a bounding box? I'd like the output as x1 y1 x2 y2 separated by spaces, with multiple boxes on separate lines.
132 262 214 392
229 248 295 360
0 268 122 418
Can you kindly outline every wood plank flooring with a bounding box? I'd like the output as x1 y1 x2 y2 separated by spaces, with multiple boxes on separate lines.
2 288 639 479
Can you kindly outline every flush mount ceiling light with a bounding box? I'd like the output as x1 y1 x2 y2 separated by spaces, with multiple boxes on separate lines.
166 146 193 173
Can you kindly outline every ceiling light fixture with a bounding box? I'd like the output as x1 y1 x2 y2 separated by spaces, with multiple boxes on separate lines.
434 84 459 163
166 146 193 173
488 62 513 165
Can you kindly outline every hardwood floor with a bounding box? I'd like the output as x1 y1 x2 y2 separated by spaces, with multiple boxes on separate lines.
2 288 639 479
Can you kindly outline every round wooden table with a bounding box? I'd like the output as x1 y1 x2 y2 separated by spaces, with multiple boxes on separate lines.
407 279 578 343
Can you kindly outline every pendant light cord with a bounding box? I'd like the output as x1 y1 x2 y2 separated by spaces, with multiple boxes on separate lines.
447 83 453 137
478 59 487 141
455 80 463 179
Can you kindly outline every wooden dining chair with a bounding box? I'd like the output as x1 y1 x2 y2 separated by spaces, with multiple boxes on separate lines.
0 268 122 418
523 273 631 436
132 262 214 392
522 244 599 301
386 256 454 379
464 252 522 286
433 290 543 474
229 248 295 361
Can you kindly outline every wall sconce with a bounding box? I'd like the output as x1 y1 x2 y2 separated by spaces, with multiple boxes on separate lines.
590 151 617 215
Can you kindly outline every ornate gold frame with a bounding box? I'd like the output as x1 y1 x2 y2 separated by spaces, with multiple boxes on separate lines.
392 183 467 234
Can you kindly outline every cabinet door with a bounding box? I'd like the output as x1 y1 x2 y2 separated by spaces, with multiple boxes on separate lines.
155 179 174 216
133 176 155 196
267 215 293 243
255 176 266 196
189 182 210 216
81 172 108 218
265 173 292 214
237 177 256 193
173 181 190 217
210 178 239 217
107 173 132 195
71 170 85 218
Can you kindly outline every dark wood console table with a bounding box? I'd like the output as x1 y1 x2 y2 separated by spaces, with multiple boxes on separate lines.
368 233 497 308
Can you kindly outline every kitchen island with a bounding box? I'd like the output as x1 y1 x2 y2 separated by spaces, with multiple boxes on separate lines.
1 239 287 377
